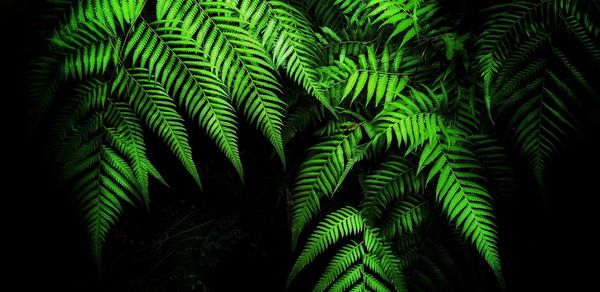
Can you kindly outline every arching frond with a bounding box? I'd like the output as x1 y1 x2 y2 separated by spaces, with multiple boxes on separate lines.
121 21 245 180
336 46 412 107
228 0 335 112
368 91 445 155
362 154 424 224
288 207 365 287
291 128 363 248
380 196 428 239
314 240 365 292
157 0 287 166
113 68 202 188
419 130 503 286
477 0 599 181
366 0 439 44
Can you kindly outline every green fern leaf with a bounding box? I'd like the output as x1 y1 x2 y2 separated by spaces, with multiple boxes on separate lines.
288 207 365 288
58 109 142 264
122 20 245 180
364 227 406 291
113 68 202 188
419 132 503 286
336 46 411 106
291 129 362 248
105 101 166 207
470 134 516 199
368 95 444 154
362 154 424 224
367 0 437 44
229 0 336 112
314 241 365 292
158 0 287 166
380 196 427 239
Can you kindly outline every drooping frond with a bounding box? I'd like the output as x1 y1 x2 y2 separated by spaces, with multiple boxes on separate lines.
291 128 362 248
505 69 578 182
288 207 365 287
121 20 246 180
228 0 335 112
157 0 287 166
363 227 406 291
362 154 424 224
476 0 600 181
113 68 202 188
418 130 503 286
314 240 365 292
366 0 439 44
290 206 406 291
379 196 428 239
105 100 165 207
367 90 445 155
336 46 412 106
71 140 141 264
51 80 143 263
476 0 542 111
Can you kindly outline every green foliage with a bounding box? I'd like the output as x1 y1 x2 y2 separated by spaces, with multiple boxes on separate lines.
476 0 600 182
291 127 362 248
419 131 502 283
31 0 600 289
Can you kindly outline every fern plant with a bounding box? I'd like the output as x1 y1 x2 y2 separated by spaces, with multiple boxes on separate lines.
31 0 322 263
30 0 599 290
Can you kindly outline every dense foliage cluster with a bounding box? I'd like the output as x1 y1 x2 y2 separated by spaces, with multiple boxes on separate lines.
30 0 599 290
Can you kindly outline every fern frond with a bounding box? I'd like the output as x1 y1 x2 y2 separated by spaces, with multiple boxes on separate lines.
419 131 503 286
314 241 365 292
29 55 63 128
364 227 406 291
306 0 346 30
380 196 427 239
556 0 600 64
73 142 140 264
291 129 362 248
56 0 138 37
50 79 108 151
478 0 600 111
368 94 444 154
362 154 424 224
105 101 166 207
158 0 286 166
57 105 143 264
476 0 541 112
288 207 365 287
229 0 335 112
363 272 391 292
122 21 245 180
329 263 364 292
113 68 202 188
367 0 439 45
337 46 412 106
282 100 325 145
507 71 578 182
